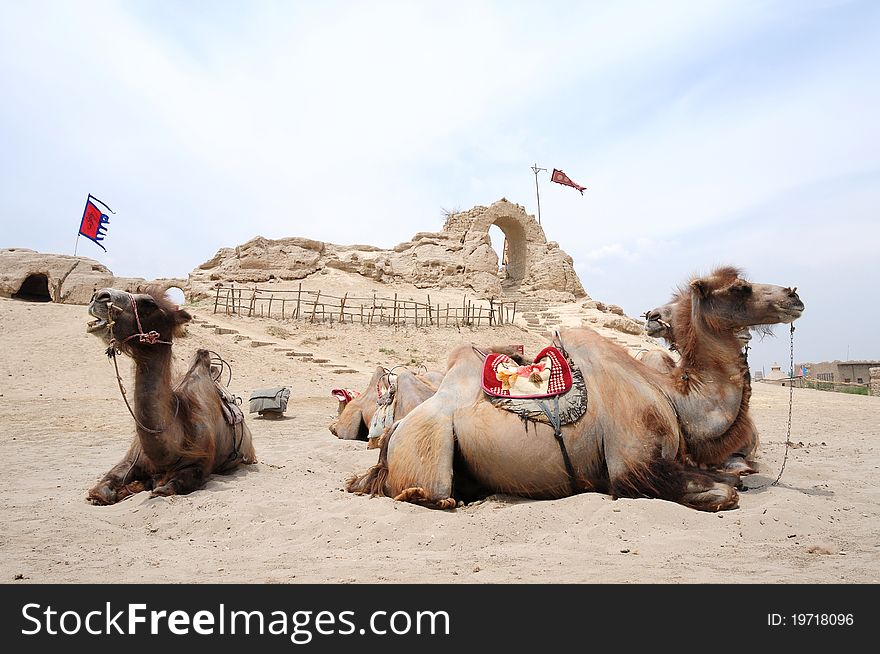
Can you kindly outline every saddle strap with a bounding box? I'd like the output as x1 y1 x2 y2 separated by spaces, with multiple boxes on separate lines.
537 395 579 495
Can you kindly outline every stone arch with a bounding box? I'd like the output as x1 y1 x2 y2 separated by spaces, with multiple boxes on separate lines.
471 207 531 287
13 273 52 302
490 214 528 285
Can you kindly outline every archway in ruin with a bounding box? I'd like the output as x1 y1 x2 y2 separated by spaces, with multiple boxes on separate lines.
473 211 529 290
13 273 52 302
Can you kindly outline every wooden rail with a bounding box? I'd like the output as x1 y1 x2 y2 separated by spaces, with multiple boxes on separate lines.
212 283 516 327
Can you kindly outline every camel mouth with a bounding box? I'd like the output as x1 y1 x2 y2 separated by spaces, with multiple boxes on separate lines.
87 303 111 333
774 303 804 323
87 318 108 333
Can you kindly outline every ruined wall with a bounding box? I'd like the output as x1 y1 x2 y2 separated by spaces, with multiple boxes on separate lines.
870 367 880 397
188 199 587 301
0 248 184 305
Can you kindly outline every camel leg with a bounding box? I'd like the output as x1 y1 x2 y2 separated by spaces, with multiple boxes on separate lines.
151 465 207 498
88 445 151 505
720 454 758 476
346 412 456 509
609 458 739 512
678 468 739 511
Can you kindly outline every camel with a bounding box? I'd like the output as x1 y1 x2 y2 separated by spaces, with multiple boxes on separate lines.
642 299 759 474
347 267 803 512
85 287 256 505
330 367 443 447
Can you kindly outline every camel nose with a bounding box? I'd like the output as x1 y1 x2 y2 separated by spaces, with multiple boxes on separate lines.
93 289 112 304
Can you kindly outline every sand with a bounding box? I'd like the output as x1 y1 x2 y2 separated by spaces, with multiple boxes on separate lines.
1 295 878 584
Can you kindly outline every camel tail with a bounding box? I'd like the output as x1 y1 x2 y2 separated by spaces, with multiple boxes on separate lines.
345 424 394 497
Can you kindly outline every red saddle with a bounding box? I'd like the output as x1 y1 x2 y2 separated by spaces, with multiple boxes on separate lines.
481 346 573 399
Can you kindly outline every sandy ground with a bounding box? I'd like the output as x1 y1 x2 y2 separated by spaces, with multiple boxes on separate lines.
0 295 878 584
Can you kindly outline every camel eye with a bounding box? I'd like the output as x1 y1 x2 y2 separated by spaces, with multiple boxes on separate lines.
732 282 752 295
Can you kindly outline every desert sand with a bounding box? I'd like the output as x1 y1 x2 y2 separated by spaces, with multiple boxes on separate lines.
1 293 878 584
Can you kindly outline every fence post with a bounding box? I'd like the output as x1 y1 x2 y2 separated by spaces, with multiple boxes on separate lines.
310 290 321 323
296 283 302 319
213 286 221 314
281 298 286 320
339 292 348 323
268 294 273 318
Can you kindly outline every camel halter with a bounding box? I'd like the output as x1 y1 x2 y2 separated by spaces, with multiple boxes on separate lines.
117 292 173 346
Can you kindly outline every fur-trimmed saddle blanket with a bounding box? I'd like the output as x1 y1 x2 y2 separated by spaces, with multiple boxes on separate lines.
331 388 361 404
481 345 587 427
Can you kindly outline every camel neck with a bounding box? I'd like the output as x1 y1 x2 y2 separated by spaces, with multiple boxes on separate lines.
132 347 177 464
671 334 746 444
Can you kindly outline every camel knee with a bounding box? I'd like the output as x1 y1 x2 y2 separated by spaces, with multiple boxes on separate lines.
151 467 206 498
720 454 757 476
87 483 117 506
683 479 739 512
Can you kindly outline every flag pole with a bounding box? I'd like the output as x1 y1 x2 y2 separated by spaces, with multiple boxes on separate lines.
531 163 547 225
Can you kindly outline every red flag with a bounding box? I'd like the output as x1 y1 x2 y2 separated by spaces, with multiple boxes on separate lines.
550 169 587 194
77 194 114 251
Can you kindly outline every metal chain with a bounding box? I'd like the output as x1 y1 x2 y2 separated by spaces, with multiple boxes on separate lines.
744 322 795 491
770 323 796 486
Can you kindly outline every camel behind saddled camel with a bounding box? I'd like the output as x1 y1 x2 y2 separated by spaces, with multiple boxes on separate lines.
347 267 803 512
85 287 256 505
642 298 759 474
330 367 443 445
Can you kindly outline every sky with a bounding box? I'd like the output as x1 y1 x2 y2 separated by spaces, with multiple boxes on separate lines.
1 0 878 375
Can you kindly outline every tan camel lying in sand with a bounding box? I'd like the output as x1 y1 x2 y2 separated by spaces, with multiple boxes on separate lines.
348 267 803 512
330 367 443 447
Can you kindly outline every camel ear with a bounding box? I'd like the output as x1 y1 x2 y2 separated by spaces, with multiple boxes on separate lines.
175 308 193 325
690 279 711 298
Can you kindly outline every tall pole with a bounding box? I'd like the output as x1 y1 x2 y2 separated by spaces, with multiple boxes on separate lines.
531 163 547 225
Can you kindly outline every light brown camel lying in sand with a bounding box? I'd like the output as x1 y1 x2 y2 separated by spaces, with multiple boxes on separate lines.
347 267 803 512
330 367 443 447
642 299 759 475
85 287 256 505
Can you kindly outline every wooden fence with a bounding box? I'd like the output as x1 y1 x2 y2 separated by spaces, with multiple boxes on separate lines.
212 283 516 328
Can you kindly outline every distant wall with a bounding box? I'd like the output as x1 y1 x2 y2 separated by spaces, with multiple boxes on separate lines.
188 199 588 302
0 248 184 305
871 367 880 397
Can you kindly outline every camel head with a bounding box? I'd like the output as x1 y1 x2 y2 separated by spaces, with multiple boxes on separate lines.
686 267 803 332
644 302 675 339
646 299 752 347
87 286 192 355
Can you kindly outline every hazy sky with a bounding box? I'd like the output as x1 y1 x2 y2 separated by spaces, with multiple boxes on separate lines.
2 0 878 374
